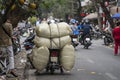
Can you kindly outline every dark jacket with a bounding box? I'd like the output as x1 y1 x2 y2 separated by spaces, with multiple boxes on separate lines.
82 24 92 35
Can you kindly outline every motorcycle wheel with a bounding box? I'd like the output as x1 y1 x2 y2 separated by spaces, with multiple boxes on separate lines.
13 43 21 55
84 40 88 49
104 38 109 46
50 67 54 74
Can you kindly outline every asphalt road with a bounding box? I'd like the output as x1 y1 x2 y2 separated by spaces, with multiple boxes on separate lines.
26 39 120 80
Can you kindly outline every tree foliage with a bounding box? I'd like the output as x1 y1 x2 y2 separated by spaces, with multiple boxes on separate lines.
39 0 72 18
0 0 39 28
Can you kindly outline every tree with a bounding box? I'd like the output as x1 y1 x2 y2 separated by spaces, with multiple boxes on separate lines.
0 0 39 28
77 0 82 22
39 0 76 19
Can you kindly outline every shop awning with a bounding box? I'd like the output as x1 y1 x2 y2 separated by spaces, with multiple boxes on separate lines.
83 12 98 20
110 6 120 15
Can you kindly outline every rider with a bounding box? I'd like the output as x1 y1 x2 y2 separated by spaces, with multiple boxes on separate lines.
69 19 79 47
81 20 92 45
70 19 79 36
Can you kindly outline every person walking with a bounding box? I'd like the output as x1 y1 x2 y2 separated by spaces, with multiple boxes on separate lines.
112 22 120 56
0 18 18 77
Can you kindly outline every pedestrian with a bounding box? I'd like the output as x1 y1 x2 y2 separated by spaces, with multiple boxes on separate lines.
0 18 18 77
112 21 120 56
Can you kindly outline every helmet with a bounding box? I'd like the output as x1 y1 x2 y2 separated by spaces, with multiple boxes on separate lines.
70 19 78 24
85 19 89 24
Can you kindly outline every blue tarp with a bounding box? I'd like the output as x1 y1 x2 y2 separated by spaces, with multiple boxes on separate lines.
112 13 120 19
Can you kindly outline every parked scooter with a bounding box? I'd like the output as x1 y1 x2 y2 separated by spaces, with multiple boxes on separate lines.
12 30 21 55
46 49 63 74
102 32 113 46
23 33 35 50
0 38 9 75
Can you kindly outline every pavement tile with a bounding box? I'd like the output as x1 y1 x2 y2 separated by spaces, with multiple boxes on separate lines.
6 50 27 80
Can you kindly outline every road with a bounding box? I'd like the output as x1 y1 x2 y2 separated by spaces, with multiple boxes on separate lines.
25 39 120 80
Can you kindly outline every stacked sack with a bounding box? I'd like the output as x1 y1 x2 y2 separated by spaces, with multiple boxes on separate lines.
31 21 75 71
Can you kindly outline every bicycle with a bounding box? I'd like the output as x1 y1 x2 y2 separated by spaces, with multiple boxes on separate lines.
0 38 9 75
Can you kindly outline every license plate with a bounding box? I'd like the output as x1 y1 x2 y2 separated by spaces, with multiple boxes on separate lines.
86 38 90 41
102 36 105 38
51 57 58 62
16 41 19 44
73 38 77 41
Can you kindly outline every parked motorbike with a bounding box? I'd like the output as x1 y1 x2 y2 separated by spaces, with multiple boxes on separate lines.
12 30 21 55
0 38 9 75
83 35 92 49
71 35 79 48
46 49 63 74
23 33 35 50
102 32 113 46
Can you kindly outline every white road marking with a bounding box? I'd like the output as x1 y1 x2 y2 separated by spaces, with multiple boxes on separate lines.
87 58 95 64
105 73 118 80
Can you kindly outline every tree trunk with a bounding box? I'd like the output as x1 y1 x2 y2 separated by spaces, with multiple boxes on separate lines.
0 1 31 28
77 0 82 22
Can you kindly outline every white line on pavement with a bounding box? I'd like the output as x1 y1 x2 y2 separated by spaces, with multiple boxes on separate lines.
105 72 118 80
87 58 95 64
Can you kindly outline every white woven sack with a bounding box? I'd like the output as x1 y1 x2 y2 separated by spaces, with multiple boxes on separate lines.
52 35 71 48
57 22 72 37
33 36 57 48
36 22 50 37
60 45 75 71
33 36 51 48
32 46 49 71
33 36 71 49
49 23 59 38
36 22 72 38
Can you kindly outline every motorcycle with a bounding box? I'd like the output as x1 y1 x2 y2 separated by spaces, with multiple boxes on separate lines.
102 32 113 46
46 49 63 74
83 35 92 49
12 30 21 55
0 38 9 75
71 35 79 48
23 33 35 50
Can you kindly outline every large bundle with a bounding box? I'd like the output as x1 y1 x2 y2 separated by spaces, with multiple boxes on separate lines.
36 22 72 38
31 22 75 72
60 45 75 71
33 35 71 49
32 47 49 71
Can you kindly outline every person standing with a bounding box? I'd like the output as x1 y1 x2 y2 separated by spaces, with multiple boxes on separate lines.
0 19 18 77
112 22 120 56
